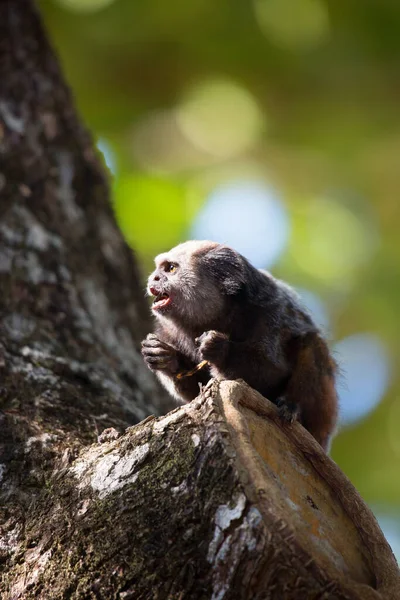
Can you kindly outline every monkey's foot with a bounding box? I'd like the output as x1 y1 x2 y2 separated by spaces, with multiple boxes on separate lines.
141 334 180 374
196 330 229 364
276 397 299 424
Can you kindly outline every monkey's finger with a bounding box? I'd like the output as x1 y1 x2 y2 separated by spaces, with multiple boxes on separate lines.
195 333 207 346
142 335 171 348
145 356 169 364
141 348 171 358
141 336 160 346
146 333 159 340
196 330 222 346
142 334 163 346
141 338 171 350
144 356 172 369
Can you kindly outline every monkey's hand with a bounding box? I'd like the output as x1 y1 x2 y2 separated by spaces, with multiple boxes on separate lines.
196 330 229 365
276 396 299 424
141 334 180 374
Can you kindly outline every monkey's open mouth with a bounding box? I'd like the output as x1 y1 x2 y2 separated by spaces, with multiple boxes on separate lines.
152 293 171 310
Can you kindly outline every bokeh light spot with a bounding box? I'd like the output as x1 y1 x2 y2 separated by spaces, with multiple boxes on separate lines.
376 514 400 563
176 79 265 159
55 0 115 13
289 198 377 285
334 333 391 426
190 180 289 268
97 138 117 176
113 175 188 260
131 110 211 174
296 288 330 334
387 398 400 458
254 0 330 48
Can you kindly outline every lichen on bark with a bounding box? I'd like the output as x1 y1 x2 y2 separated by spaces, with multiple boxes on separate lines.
2 396 248 599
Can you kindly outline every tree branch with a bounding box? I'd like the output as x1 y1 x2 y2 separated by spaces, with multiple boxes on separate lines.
4 380 399 598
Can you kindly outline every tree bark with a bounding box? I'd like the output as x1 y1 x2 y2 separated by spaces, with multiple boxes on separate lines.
0 1 399 599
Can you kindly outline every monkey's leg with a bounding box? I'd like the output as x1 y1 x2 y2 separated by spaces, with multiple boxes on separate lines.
141 334 209 402
279 333 338 451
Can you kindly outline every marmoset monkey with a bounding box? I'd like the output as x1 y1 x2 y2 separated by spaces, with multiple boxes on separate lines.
141 240 338 451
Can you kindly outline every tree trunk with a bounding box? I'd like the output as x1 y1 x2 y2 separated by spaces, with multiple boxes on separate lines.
0 1 399 599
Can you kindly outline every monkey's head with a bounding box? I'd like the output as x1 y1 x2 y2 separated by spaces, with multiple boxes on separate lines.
147 240 254 330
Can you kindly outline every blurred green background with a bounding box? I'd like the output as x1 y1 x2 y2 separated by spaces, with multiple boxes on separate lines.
39 0 400 553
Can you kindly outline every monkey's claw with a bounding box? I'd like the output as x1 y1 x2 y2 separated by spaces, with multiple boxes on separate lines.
276 397 299 423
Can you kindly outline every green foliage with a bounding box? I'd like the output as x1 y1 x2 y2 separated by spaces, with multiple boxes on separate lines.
113 175 188 265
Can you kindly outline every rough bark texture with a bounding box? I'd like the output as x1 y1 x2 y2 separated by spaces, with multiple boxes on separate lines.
0 0 171 594
0 1 399 599
2 377 399 599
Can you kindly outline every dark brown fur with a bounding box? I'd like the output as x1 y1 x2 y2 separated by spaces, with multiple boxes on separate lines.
141 241 338 451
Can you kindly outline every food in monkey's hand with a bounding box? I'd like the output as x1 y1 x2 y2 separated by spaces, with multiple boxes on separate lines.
141 240 338 452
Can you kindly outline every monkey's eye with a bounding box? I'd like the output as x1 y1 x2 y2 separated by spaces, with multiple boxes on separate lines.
165 263 177 273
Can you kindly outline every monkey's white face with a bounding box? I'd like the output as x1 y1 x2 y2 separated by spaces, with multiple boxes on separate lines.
147 240 223 328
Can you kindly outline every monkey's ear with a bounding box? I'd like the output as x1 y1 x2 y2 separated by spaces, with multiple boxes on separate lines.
204 245 246 295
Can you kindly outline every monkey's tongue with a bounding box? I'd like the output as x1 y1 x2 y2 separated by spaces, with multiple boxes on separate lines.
153 293 171 309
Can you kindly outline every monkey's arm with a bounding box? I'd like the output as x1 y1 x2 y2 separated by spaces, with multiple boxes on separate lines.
141 334 209 402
